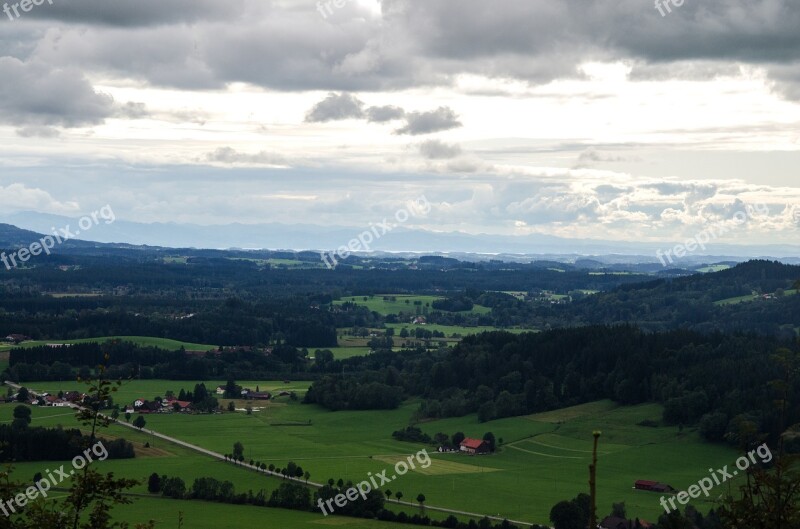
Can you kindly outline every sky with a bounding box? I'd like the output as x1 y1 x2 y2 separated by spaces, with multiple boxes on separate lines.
0 0 799 248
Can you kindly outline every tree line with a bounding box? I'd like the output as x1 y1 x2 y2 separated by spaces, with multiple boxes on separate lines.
305 325 799 448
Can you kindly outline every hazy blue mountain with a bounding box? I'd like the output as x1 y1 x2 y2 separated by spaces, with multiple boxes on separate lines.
2 210 799 264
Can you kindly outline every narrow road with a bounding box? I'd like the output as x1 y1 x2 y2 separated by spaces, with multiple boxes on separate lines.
5 381 535 527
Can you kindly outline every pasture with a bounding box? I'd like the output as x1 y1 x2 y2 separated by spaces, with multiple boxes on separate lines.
3 381 745 526
333 295 492 316
6 336 216 352
112 497 424 529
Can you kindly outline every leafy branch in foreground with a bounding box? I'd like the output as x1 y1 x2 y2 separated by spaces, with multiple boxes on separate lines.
6 355 155 529
717 348 800 528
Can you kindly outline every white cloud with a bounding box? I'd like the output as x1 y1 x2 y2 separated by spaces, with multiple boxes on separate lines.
0 184 80 214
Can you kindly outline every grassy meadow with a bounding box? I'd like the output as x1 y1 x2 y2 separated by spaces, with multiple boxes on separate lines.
2 380 745 526
333 295 492 316
3 336 216 352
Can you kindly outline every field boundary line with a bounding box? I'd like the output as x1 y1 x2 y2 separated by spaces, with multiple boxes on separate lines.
507 444 585 459
527 438 611 455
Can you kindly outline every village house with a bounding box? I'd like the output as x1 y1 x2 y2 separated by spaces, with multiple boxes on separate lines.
634 480 675 493
63 391 85 403
164 398 192 412
600 516 652 529
3 334 31 344
133 398 161 413
459 438 490 455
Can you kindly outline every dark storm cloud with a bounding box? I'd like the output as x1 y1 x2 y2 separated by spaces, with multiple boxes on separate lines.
366 105 406 122
0 57 114 127
21 0 245 27
2 0 800 121
205 147 288 166
16 125 60 138
395 107 462 135
418 140 462 160
304 93 461 136
305 92 366 122
116 102 149 119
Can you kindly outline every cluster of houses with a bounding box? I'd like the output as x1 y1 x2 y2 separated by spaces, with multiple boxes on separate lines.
214 385 274 400
7 390 83 407
127 397 192 414
123 386 285 414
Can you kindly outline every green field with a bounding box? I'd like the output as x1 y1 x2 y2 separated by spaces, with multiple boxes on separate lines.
696 264 731 273
325 346 381 359
7 336 217 351
387 323 530 338
112 496 424 529
45 292 103 298
332 325 531 359
3 381 744 526
14 379 309 406
714 289 799 306
334 295 491 316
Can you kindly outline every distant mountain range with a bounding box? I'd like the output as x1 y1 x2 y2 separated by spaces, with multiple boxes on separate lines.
2 210 799 265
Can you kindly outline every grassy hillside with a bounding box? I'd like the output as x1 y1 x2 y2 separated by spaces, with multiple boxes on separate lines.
4 381 745 526
334 295 492 316
5 336 216 352
112 497 424 529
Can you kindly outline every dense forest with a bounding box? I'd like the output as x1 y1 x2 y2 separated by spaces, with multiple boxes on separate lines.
2 240 798 346
305 326 800 449
0 422 135 462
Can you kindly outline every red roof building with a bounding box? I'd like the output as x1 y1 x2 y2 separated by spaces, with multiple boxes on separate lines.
634 480 675 493
459 438 490 455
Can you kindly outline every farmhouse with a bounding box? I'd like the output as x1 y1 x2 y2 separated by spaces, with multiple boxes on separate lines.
165 399 192 412
600 516 652 529
247 391 271 400
634 480 675 493
3 334 30 343
459 438 490 455
63 391 84 403
133 399 160 413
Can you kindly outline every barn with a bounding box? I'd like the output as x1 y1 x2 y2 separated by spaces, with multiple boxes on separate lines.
459 438 490 455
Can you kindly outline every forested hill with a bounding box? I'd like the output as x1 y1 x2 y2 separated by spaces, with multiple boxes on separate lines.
305 326 799 448
538 260 800 336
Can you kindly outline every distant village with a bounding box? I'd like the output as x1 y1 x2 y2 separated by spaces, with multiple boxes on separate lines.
7 383 296 415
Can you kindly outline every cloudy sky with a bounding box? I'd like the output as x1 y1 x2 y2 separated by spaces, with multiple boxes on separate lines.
1 0 799 247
